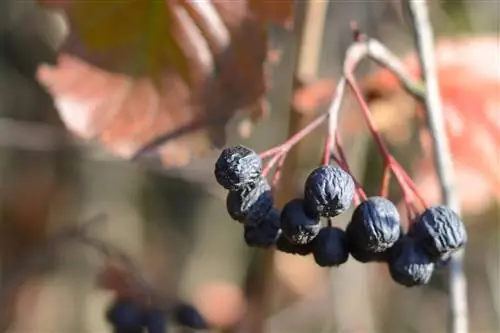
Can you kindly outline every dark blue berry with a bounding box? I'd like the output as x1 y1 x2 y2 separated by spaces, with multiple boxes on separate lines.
304 165 355 218
388 238 435 287
244 208 281 248
280 198 321 244
346 196 401 253
226 177 273 226
409 205 467 260
144 308 168 333
106 299 145 330
312 227 349 267
347 244 389 263
276 234 314 255
172 302 208 329
214 145 262 191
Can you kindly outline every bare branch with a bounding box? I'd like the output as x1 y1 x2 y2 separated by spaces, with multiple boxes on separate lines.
403 1 468 333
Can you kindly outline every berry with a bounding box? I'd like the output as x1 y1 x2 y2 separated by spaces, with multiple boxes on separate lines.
304 165 355 218
280 198 321 244
348 246 389 263
276 234 314 255
409 205 467 260
244 208 281 248
106 299 145 331
144 308 168 333
312 227 349 267
346 196 401 253
214 145 262 191
388 238 435 287
226 177 273 226
172 302 208 330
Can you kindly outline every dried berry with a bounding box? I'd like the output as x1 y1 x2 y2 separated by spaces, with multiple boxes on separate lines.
388 238 435 287
346 196 401 253
312 227 349 267
144 308 168 333
276 234 314 255
226 177 273 226
280 198 321 244
304 165 355 218
172 302 208 330
409 205 467 260
214 145 262 191
106 299 145 331
348 244 389 263
244 208 281 248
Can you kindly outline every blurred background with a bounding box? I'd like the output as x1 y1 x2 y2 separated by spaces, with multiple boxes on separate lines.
0 0 498 332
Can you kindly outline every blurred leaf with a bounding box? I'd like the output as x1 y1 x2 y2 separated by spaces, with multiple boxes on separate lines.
357 36 500 213
36 1 273 168
38 0 190 84
248 0 294 27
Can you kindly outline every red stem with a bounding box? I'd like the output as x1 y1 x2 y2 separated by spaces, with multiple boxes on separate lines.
380 165 391 197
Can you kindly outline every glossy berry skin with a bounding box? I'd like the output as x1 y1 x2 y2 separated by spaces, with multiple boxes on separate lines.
276 234 314 255
144 308 168 333
173 302 208 330
106 299 145 331
312 227 349 267
346 196 401 253
409 205 467 260
388 238 435 287
280 198 321 244
244 208 281 248
214 145 262 191
304 165 355 218
226 177 273 226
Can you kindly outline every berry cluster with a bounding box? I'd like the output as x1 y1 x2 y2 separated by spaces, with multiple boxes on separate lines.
214 145 467 287
106 298 208 333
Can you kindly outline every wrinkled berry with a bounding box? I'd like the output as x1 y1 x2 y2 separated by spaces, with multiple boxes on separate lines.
173 302 208 329
280 198 321 244
388 238 435 287
346 196 401 253
276 234 314 255
226 177 273 226
304 165 355 218
348 244 389 263
106 299 145 330
214 145 262 191
244 208 281 248
312 227 349 267
409 205 467 260
144 308 168 333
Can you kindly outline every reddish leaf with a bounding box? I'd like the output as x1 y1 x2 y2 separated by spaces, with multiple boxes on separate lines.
247 0 294 27
36 1 271 168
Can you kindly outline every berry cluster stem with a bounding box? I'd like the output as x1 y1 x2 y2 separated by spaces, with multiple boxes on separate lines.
345 73 428 218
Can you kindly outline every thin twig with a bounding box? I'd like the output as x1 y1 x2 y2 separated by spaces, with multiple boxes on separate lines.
404 1 468 333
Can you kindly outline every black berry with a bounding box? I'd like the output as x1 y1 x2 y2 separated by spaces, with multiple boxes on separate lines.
409 205 467 260
346 196 401 253
388 238 435 287
214 145 262 191
172 302 208 330
304 165 355 218
312 227 349 267
280 198 321 244
276 234 314 255
144 308 168 333
244 208 281 248
348 244 389 263
106 299 145 331
226 177 273 226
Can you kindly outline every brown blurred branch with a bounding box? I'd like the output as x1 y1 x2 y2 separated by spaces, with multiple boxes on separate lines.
403 1 468 333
